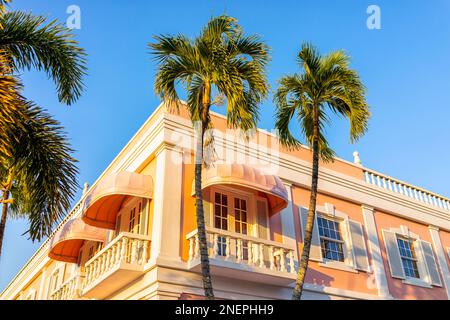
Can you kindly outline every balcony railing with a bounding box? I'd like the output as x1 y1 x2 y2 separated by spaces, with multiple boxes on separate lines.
81 232 151 295
187 226 296 276
363 169 450 211
50 273 83 300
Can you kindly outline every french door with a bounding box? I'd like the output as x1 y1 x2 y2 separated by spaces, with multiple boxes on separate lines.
212 190 250 259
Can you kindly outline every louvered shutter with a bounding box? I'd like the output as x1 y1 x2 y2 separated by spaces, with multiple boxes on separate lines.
382 230 405 279
203 192 211 227
347 220 370 272
418 240 442 286
140 200 148 235
256 199 269 239
299 207 322 261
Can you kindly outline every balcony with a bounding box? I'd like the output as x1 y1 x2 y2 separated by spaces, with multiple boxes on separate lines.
186 227 297 285
363 169 450 211
50 273 84 300
81 232 151 299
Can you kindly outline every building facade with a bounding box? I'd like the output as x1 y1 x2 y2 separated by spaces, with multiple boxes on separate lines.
2 102 450 300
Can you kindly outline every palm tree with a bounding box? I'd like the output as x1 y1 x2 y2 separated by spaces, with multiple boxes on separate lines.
0 1 86 258
149 15 269 299
0 100 79 257
274 43 370 300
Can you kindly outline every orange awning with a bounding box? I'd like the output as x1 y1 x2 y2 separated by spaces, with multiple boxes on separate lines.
193 163 289 215
82 171 153 229
48 218 108 263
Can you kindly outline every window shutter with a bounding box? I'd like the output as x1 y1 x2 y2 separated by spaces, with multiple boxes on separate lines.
382 230 405 279
140 200 148 235
299 207 322 261
256 199 269 239
203 192 211 227
418 240 442 286
203 200 211 227
58 264 65 287
347 220 370 272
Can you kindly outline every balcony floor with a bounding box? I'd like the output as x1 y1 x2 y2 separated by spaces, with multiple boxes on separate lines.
187 256 297 286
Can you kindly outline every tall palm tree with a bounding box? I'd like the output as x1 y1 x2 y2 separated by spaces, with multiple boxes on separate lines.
150 15 269 299
0 1 86 259
274 43 370 300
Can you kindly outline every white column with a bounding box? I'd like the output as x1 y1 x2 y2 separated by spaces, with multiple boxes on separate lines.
361 205 392 298
279 183 299 264
429 226 450 299
150 144 183 262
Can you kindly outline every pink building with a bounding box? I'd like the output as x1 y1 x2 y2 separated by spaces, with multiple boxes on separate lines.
2 103 450 300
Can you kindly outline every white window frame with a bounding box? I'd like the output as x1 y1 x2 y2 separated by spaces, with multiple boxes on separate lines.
315 203 359 273
397 237 420 279
208 186 257 237
115 197 145 237
317 215 346 263
387 225 433 288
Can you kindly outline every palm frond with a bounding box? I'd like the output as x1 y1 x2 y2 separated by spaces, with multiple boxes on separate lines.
0 11 87 105
5 101 78 240
275 42 370 161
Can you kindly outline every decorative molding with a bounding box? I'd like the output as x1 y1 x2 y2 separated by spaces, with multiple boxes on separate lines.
361 205 392 298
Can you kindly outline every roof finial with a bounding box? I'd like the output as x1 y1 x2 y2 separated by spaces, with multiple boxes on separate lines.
353 151 362 165
82 182 89 195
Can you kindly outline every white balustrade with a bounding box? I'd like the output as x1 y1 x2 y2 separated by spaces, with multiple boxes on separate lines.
363 169 450 211
186 227 296 274
82 232 151 291
50 273 83 300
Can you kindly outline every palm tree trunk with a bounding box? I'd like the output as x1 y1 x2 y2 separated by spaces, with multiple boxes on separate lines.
194 83 214 299
194 139 214 299
0 170 13 260
292 106 320 300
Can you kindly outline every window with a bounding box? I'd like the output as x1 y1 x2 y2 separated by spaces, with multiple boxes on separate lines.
115 214 122 236
129 208 136 232
214 193 228 256
234 197 248 260
128 202 142 234
88 242 102 260
214 193 228 231
317 216 345 262
397 238 420 278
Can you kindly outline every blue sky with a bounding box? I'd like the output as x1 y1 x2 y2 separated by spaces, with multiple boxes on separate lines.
1 0 449 290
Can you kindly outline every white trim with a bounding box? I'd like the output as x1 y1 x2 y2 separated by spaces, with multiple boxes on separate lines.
150 145 183 261
279 184 299 263
209 186 255 236
402 277 432 289
362 206 391 297
318 260 358 273
315 208 358 272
